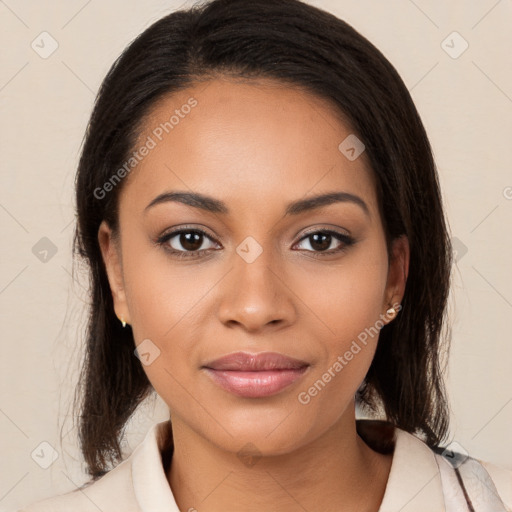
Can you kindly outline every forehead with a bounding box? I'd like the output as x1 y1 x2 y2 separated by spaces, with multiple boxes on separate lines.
119 77 378 221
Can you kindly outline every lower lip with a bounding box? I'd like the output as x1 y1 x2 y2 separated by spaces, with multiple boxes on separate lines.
203 367 309 398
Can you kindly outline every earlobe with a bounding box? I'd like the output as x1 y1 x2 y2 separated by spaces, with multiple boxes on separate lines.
97 220 130 324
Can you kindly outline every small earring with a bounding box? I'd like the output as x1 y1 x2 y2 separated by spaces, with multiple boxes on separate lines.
386 306 396 317
120 316 127 328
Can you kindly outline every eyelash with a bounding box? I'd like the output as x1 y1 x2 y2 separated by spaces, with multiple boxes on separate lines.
155 226 356 260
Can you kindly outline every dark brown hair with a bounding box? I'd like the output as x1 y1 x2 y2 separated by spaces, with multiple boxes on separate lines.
72 0 453 481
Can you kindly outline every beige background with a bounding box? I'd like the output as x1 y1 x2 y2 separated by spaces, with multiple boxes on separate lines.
1 0 511 509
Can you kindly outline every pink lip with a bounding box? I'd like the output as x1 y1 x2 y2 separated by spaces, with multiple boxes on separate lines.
202 352 310 398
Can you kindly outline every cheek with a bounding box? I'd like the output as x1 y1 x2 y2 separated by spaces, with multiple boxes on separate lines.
292 247 388 403
292 247 389 342
120 235 217 393
295 285 385 431
122 231 203 338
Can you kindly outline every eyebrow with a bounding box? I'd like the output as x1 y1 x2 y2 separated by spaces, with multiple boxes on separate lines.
144 190 370 218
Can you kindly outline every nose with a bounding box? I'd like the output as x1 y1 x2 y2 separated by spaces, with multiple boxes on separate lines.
217 246 296 333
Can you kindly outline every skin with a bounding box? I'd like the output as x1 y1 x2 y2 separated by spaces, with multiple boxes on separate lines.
99 77 409 512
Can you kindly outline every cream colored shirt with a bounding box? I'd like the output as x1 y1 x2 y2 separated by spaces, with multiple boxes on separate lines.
19 420 512 512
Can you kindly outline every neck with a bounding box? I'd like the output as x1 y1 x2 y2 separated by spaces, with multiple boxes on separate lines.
166 405 393 512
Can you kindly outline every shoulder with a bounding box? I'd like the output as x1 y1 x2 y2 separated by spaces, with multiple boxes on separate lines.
433 447 512 511
18 454 138 512
18 420 173 512
480 460 512 510
358 420 511 512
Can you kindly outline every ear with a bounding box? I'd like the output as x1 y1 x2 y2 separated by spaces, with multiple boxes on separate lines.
98 220 130 325
382 234 409 319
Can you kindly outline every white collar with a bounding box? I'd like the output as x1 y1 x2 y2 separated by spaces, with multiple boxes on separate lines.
378 427 445 511
131 420 446 511
131 420 180 511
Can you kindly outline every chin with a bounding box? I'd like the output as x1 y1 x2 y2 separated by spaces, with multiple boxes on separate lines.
197 406 320 457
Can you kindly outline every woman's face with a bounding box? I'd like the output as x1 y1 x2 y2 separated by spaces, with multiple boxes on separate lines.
99 77 408 455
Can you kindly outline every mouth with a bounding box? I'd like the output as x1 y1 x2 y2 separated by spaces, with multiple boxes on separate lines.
202 351 310 398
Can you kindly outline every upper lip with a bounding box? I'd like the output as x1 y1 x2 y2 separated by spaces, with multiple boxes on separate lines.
203 351 310 371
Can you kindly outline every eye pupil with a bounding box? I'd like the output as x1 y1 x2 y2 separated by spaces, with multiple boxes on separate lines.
181 232 203 251
310 233 331 251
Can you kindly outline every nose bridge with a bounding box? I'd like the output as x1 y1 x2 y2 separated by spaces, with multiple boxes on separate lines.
233 234 281 303
217 234 295 330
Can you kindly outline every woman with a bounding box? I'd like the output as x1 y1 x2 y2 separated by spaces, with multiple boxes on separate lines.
20 0 511 510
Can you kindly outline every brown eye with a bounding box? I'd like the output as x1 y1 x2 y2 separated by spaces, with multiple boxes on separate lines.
294 230 355 256
157 228 220 258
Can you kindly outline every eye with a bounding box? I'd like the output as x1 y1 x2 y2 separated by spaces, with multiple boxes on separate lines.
293 229 355 256
156 227 220 259
155 226 355 260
